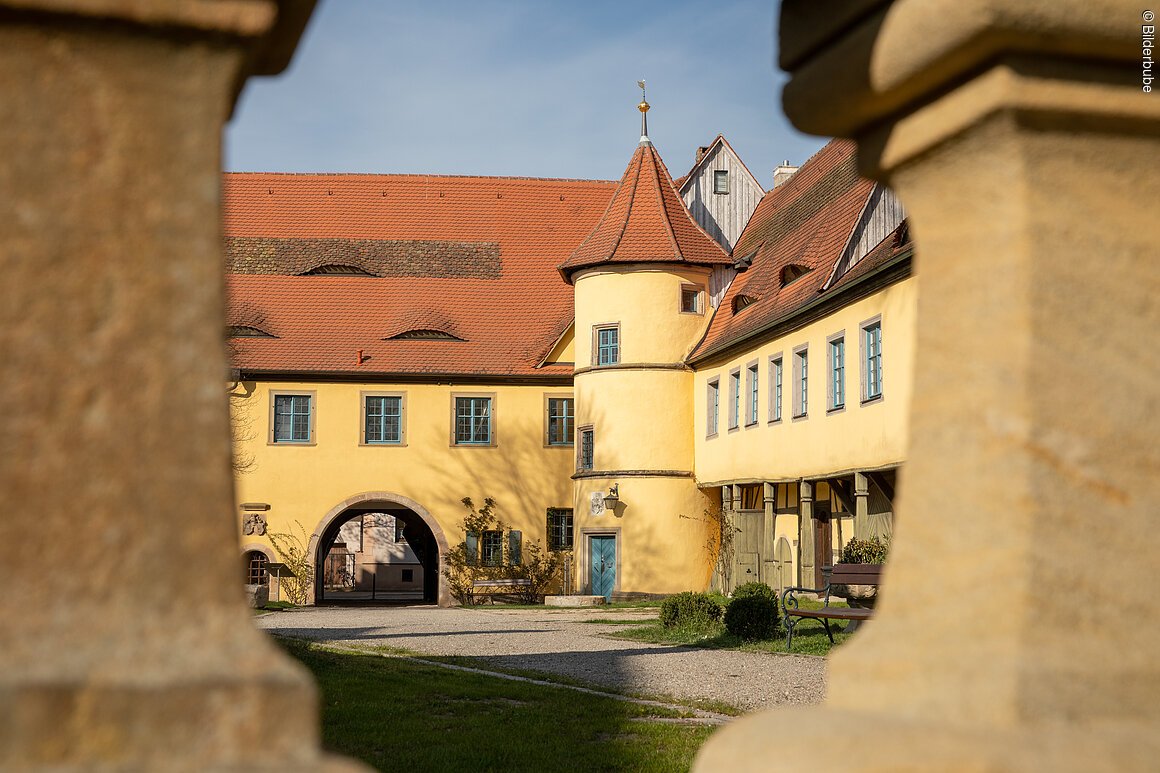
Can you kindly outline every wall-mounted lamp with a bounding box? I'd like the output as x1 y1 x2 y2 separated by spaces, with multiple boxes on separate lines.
602 483 620 511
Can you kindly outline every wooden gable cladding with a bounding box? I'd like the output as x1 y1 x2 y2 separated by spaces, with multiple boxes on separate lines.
678 135 765 254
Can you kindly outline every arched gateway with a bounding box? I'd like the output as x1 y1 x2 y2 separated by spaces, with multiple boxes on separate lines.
309 492 450 606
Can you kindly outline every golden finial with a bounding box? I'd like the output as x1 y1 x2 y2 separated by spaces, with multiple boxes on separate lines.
637 79 650 144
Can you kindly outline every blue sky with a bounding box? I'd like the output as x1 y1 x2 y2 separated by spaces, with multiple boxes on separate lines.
226 0 828 186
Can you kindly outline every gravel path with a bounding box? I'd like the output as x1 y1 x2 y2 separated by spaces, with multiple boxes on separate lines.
255 605 826 712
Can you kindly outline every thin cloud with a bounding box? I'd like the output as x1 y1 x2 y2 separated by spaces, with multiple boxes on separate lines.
227 0 826 186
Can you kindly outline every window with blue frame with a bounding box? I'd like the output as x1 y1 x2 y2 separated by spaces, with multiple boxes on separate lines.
273 394 312 443
454 396 492 445
793 347 809 418
729 369 741 429
746 364 759 425
707 378 720 436
578 427 594 470
769 356 783 422
863 321 883 400
829 337 845 410
595 325 619 366
364 395 403 443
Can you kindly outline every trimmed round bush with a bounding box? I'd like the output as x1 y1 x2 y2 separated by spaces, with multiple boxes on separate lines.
660 591 725 629
731 581 776 602
724 595 779 640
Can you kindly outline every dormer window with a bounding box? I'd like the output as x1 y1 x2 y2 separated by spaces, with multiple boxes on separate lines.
301 264 376 276
386 329 464 341
780 264 811 286
227 325 274 338
732 294 757 314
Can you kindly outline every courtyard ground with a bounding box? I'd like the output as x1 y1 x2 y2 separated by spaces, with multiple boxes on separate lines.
255 604 826 713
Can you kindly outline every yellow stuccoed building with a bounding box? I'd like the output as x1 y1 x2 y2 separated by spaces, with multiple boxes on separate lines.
225 120 914 604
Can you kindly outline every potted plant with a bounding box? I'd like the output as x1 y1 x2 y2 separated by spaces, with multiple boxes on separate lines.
833 536 889 612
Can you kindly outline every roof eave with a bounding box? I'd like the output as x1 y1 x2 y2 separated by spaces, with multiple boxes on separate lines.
687 247 913 367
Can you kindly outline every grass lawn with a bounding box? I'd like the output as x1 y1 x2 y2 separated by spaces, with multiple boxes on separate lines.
278 637 715 772
605 598 853 657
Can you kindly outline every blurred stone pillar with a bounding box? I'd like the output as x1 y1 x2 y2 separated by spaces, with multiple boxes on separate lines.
0 2 363 769
698 1 1160 769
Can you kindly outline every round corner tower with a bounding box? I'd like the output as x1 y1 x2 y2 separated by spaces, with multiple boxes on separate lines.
558 100 733 598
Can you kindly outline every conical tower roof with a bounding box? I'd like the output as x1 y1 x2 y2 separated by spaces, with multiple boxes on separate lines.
558 140 732 283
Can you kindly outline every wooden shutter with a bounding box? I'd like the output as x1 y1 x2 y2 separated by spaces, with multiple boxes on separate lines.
509 530 522 566
466 532 478 566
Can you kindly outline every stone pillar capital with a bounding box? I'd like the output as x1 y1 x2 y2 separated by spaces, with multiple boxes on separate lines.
0 0 315 107
780 0 1157 177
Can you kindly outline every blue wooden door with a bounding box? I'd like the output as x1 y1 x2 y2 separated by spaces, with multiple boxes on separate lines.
590 536 616 600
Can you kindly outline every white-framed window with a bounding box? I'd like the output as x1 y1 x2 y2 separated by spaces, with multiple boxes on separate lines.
707 378 720 437
713 169 729 194
792 345 808 419
546 396 574 446
728 368 741 430
578 426 594 471
453 395 494 445
270 392 315 444
745 363 759 426
862 318 883 401
362 392 405 444
828 334 845 411
594 325 620 366
768 355 783 423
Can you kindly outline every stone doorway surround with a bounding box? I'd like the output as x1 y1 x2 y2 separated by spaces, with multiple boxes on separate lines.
310 491 452 607
578 526 622 597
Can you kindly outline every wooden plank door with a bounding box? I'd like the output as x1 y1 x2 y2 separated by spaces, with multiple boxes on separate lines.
590 535 616 600
814 502 832 588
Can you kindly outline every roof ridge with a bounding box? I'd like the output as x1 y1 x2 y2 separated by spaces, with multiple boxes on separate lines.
224 171 619 185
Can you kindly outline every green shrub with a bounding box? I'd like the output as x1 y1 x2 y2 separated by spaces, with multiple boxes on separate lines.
723 595 779 640
660 592 725 629
839 536 889 564
731 581 776 602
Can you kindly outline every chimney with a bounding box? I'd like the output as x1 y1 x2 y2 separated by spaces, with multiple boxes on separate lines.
695 145 711 164
773 160 798 188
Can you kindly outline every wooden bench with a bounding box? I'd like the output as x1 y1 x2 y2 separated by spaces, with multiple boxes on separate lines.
781 563 883 649
469 578 532 605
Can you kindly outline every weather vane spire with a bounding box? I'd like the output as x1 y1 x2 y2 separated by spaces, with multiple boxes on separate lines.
637 79 650 145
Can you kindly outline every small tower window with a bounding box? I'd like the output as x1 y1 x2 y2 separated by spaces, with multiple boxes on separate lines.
594 325 619 366
713 170 729 194
680 285 703 314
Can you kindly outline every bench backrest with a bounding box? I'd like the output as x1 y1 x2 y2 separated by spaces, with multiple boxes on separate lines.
828 563 883 585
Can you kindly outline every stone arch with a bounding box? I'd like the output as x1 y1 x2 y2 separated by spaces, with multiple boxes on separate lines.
309 491 451 606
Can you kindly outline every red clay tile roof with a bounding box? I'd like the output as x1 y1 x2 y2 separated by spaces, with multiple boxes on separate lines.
223 173 616 377
558 142 732 282
690 140 891 361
